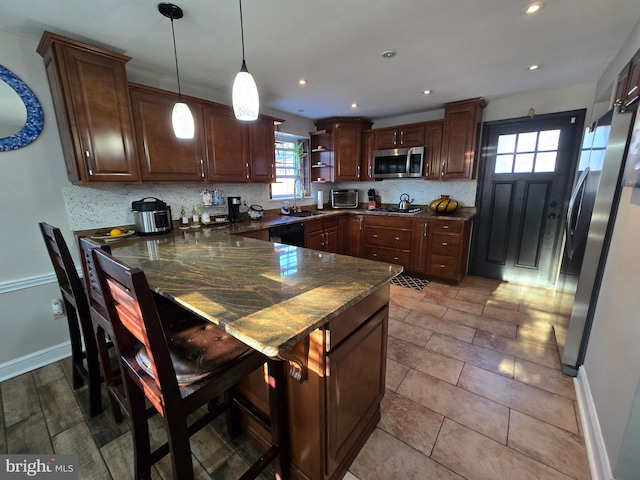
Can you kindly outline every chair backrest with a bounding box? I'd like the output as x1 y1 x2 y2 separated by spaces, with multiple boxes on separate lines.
39 222 86 311
77 236 111 315
91 248 179 415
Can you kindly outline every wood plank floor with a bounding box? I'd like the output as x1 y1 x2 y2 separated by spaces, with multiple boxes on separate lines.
0 275 589 479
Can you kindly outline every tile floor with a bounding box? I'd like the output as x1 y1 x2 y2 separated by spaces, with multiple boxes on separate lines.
0 275 591 479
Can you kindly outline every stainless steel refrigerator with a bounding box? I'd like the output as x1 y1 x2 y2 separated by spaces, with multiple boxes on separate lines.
560 106 638 376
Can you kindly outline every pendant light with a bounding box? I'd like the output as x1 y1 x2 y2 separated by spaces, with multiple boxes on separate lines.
158 3 194 139
232 0 259 121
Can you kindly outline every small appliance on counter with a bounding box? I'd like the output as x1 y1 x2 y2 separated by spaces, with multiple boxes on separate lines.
132 197 173 235
331 189 359 209
228 196 242 222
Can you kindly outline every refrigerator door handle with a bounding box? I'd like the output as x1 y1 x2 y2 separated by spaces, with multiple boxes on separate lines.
566 167 590 259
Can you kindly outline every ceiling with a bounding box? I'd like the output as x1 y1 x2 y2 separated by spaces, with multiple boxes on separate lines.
2 0 640 121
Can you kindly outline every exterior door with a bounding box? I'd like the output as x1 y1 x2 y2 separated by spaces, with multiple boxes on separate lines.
470 110 585 287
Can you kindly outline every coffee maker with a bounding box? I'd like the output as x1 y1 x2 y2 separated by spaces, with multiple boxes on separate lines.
228 196 242 222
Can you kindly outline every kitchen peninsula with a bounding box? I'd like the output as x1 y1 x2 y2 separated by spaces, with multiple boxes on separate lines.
104 227 401 480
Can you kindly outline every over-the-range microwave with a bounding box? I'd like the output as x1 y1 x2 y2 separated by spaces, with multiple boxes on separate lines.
373 146 425 178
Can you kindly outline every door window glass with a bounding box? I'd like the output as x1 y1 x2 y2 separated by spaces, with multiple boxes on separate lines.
494 128 560 174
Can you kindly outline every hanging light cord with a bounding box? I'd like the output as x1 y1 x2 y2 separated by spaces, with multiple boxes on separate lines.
170 17 183 100
239 0 246 63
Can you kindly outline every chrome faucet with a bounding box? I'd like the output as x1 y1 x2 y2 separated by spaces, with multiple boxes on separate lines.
293 177 302 212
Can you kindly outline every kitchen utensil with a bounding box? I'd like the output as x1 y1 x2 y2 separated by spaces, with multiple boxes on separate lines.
398 193 414 211
248 204 264 220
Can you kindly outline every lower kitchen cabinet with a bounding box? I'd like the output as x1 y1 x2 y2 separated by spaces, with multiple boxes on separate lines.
305 216 340 253
363 216 413 271
238 284 389 480
423 218 472 283
345 214 364 257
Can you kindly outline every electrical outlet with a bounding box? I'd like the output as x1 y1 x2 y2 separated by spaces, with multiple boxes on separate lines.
51 298 65 320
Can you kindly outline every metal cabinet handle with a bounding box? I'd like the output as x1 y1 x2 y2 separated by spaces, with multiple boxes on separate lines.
393 256 399 260
442 242 448 246
440 264 446 268
372 253 378 257
372 234 378 238
200 159 205 178
245 162 250 179
423 223 427 237
394 237 400 241
357 165 361 178
443 225 449 229
85 150 93 176
359 217 363 230
393 131 397 145
400 130 404 144
441 161 446 177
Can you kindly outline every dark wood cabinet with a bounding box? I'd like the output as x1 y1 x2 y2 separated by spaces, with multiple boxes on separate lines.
305 216 340 253
129 84 207 183
204 104 250 182
440 98 486 180
345 215 364 257
424 218 472 283
248 116 277 183
239 285 389 480
360 129 377 182
37 31 140 184
363 216 413 271
615 49 640 111
313 118 372 182
374 123 426 150
410 218 430 274
423 120 444 178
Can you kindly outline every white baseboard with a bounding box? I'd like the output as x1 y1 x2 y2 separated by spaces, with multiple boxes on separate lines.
574 366 614 480
0 342 71 382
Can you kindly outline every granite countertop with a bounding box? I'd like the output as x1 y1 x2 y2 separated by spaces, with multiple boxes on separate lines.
105 229 402 357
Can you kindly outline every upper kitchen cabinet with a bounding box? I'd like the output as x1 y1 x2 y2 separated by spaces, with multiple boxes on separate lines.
614 48 640 111
129 84 207 183
312 118 372 182
360 129 377 182
374 122 425 150
204 104 277 183
440 98 486 180
37 31 140 184
423 120 443 179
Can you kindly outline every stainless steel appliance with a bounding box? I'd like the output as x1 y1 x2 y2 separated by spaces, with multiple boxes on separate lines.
228 196 242 223
560 106 638 375
331 189 359 209
373 146 424 178
131 197 172 235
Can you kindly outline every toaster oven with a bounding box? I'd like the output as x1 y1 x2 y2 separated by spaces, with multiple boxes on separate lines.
331 189 359 209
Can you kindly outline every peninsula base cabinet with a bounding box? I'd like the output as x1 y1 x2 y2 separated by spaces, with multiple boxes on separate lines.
239 284 389 480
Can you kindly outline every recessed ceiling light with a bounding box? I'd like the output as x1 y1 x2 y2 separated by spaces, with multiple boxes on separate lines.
524 2 544 14
528 64 540 70
351 103 358 109
299 79 307 85
381 50 396 58
423 89 432 95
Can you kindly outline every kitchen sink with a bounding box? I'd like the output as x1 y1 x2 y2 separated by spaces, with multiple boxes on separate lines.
284 211 326 217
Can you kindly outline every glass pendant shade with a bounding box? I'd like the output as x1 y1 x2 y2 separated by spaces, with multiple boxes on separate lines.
172 101 194 139
233 61 259 121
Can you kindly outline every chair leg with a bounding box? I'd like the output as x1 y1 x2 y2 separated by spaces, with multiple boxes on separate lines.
95 325 124 422
267 359 290 480
164 411 194 480
64 302 86 390
225 385 242 438
128 381 153 480
82 322 103 418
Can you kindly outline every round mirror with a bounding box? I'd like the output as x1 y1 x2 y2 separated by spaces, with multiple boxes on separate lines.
0 65 44 151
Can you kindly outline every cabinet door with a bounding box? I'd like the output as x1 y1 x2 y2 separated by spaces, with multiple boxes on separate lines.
410 219 429 274
40 37 140 183
398 124 425 147
204 105 249 182
248 117 276 183
615 62 631 107
623 50 640 108
441 99 485 180
424 121 443 178
326 307 387 474
305 219 324 250
374 128 399 149
347 215 364 258
323 218 340 253
361 130 376 181
334 122 363 181
130 85 207 182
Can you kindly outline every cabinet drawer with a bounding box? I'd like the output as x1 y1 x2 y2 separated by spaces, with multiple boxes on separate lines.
430 220 463 235
427 254 460 279
363 216 413 229
365 246 411 268
365 227 412 249
430 233 461 255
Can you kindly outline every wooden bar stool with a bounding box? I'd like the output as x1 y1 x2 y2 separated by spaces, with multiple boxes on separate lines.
91 247 290 480
39 222 102 417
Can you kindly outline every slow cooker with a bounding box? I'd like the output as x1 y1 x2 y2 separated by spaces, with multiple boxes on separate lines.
132 197 173 235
